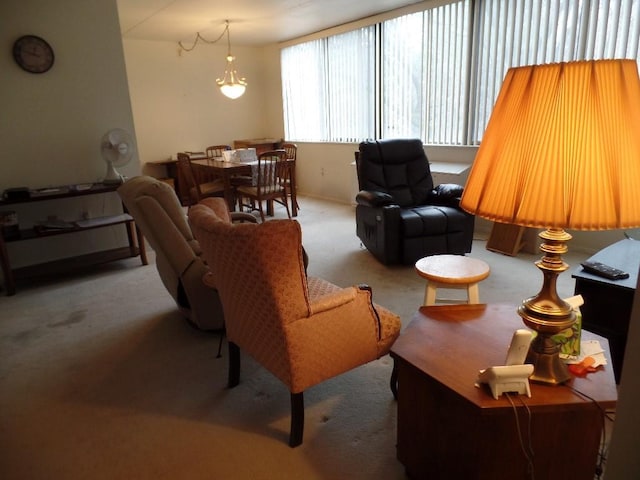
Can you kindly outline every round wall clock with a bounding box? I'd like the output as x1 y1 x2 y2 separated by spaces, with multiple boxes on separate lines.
12 35 55 74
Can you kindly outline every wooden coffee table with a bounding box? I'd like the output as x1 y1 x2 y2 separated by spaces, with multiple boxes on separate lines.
391 303 617 480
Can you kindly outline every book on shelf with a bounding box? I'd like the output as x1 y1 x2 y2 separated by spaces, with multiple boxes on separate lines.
35 219 75 232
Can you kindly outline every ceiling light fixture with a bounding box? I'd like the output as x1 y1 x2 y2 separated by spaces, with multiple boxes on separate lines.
216 21 247 99
178 20 247 100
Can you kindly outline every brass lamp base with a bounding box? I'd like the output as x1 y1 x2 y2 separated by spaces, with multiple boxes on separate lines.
519 313 574 384
518 228 576 385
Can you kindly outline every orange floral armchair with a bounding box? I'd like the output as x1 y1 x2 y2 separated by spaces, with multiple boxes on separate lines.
188 198 401 447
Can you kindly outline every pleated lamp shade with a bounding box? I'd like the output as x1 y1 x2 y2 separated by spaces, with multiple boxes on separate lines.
461 59 640 231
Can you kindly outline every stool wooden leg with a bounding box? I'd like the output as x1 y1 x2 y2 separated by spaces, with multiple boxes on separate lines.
424 282 438 306
467 283 480 304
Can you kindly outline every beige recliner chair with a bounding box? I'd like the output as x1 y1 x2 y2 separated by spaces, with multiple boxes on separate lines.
188 197 402 446
118 176 254 330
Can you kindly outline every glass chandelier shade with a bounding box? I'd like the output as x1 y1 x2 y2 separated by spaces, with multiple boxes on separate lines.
217 54 247 99
178 20 248 99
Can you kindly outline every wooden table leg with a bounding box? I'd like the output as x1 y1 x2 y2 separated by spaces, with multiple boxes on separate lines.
289 162 298 217
221 172 237 211
467 282 480 303
0 234 16 295
424 282 437 306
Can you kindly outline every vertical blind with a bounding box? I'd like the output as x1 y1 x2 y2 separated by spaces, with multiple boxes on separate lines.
327 28 376 142
469 0 640 143
381 2 472 144
281 28 375 142
381 13 426 140
281 0 640 146
281 40 326 142
423 1 472 145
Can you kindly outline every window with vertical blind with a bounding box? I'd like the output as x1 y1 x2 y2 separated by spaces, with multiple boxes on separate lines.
281 27 375 142
281 0 640 146
281 39 326 142
468 0 640 143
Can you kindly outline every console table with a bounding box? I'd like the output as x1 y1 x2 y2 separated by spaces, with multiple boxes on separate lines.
572 237 640 382
0 183 147 295
233 138 281 155
391 303 617 480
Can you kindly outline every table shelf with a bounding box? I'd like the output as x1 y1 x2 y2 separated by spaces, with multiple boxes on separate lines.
0 183 147 295
12 246 143 281
1 183 123 205
5 213 134 241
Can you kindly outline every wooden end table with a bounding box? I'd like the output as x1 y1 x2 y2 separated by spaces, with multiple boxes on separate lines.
572 237 640 382
390 303 617 480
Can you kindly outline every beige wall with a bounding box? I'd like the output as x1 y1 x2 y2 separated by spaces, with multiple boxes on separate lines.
122 40 283 167
1 0 137 267
1 0 138 189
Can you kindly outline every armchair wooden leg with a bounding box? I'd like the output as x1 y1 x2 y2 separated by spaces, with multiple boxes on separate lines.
228 341 240 388
289 392 304 447
390 359 398 400
216 329 225 358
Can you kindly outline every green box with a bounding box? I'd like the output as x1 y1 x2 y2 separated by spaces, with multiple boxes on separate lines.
553 308 582 359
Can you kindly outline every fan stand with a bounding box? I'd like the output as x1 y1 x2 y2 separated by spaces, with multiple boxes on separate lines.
103 159 124 184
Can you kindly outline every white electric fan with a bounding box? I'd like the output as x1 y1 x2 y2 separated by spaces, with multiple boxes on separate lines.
100 128 135 184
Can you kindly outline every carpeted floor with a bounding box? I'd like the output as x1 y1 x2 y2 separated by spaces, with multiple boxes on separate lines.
0 196 592 479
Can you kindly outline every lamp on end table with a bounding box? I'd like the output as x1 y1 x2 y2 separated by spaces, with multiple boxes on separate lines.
460 59 640 385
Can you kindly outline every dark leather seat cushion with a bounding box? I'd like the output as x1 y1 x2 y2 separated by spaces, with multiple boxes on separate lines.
401 205 468 238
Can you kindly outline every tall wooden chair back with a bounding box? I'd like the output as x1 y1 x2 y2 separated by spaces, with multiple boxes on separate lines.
236 149 291 221
206 145 231 159
281 142 297 161
177 153 224 205
280 142 299 213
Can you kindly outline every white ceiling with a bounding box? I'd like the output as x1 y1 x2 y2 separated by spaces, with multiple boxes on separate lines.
117 0 422 46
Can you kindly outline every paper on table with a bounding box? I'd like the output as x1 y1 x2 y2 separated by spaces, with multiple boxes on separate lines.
564 340 607 367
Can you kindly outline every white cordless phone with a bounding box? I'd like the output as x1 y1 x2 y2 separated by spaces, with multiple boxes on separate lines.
505 329 533 365
477 329 534 399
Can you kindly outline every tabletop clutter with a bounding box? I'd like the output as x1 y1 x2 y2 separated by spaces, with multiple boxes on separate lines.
221 148 258 163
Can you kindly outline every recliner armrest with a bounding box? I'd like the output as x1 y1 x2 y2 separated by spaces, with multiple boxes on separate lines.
230 212 258 223
433 183 464 198
428 183 465 207
356 190 396 207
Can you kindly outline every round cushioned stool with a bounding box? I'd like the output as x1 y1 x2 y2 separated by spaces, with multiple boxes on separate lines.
415 254 491 306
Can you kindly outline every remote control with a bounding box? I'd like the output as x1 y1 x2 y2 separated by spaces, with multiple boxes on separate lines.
580 261 629 280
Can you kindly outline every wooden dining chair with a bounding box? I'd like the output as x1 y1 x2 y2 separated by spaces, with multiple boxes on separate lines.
206 144 254 207
280 142 299 214
236 149 291 221
205 144 231 159
176 153 225 206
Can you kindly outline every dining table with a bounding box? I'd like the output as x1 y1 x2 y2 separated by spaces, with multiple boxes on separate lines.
191 157 298 216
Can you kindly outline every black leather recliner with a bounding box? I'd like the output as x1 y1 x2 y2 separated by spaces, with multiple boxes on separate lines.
355 139 475 265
